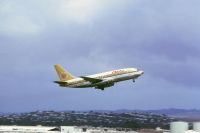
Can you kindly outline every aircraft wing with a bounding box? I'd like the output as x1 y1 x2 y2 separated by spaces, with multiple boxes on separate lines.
80 76 103 83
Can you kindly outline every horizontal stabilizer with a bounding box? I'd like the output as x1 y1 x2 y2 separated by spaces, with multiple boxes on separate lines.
80 76 102 83
54 81 68 86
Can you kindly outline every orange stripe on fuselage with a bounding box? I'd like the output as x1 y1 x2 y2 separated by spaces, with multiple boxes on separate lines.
67 69 132 85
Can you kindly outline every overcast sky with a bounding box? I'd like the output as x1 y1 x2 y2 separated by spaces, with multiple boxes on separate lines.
1 0 200 112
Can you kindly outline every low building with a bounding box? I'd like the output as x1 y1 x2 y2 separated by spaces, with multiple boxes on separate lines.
136 129 163 133
0 126 138 133
0 125 59 133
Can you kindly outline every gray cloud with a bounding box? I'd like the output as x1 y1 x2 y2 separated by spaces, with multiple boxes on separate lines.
1 0 200 112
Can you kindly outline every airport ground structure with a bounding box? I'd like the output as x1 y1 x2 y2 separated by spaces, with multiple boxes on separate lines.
1 122 200 133
0 125 138 133
0 125 166 133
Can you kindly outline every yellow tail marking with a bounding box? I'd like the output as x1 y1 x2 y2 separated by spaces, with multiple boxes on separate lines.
54 64 75 81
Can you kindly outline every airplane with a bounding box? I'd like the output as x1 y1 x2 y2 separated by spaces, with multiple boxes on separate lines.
54 64 144 90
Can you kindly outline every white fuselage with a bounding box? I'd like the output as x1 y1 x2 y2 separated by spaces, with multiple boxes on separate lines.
65 68 144 88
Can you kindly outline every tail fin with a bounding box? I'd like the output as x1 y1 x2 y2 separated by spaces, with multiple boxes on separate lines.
54 64 76 81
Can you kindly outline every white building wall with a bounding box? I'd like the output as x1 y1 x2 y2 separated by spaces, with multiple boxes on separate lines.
0 126 59 133
0 126 137 133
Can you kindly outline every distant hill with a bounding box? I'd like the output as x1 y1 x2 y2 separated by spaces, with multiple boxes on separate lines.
1 109 200 119
0 109 199 127
114 109 200 120
146 109 200 121
72 108 200 121
0 111 174 129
